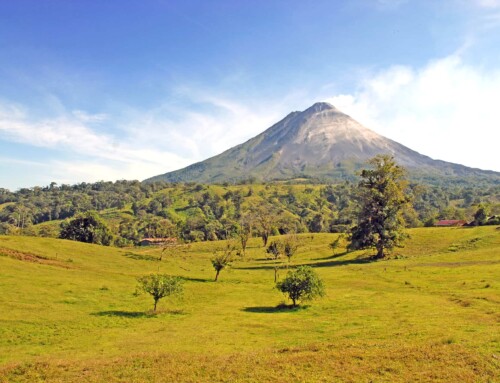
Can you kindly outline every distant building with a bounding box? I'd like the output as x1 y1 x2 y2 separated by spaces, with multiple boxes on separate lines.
139 237 177 246
434 220 467 227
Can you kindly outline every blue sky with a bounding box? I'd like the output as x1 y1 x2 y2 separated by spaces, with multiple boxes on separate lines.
1 0 500 190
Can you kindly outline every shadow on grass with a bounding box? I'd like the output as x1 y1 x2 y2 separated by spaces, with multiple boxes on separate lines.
311 251 349 261
180 276 211 283
93 308 186 317
236 256 374 271
242 304 308 313
122 252 158 262
93 310 149 318
305 257 374 268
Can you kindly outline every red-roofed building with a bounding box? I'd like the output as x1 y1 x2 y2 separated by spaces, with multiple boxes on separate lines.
434 220 467 227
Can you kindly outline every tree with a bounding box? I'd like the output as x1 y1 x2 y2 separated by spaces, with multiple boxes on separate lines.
472 204 489 226
137 274 183 312
59 211 113 245
236 215 252 257
329 234 346 256
211 243 236 281
276 266 325 307
267 240 284 282
250 202 277 247
266 240 283 260
348 155 411 259
282 234 300 263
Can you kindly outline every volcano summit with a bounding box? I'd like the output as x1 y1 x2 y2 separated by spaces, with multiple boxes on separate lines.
146 102 499 184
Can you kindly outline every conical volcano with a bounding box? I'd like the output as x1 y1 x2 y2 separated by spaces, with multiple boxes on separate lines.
145 102 499 184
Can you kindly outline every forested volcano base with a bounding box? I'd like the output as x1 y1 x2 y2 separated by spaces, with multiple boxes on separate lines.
1 227 499 382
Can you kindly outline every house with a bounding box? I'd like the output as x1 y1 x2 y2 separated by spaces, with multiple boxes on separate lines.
139 237 177 246
434 220 467 227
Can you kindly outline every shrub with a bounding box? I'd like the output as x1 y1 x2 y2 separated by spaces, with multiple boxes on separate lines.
276 266 325 307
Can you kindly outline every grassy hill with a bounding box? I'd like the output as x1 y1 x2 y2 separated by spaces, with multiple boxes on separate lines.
0 227 499 382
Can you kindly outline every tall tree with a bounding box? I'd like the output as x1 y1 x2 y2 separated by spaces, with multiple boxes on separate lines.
250 202 278 247
348 155 411 259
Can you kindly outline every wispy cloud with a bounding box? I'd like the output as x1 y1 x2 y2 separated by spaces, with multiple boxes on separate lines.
0 92 288 188
326 53 500 171
121 89 286 160
0 101 192 186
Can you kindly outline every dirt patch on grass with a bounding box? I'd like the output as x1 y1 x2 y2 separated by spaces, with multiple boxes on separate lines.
0 342 497 383
0 247 74 269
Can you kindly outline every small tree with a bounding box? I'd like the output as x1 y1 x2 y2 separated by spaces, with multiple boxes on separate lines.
329 234 346 256
266 240 283 260
237 216 252 257
282 234 300 263
267 240 285 282
276 266 325 307
211 243 236 281
137 274 183 312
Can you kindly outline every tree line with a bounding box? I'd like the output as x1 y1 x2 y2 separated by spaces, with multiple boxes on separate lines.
1 161 499 244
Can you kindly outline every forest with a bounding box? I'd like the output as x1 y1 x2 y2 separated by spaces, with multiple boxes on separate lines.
1 175 499 247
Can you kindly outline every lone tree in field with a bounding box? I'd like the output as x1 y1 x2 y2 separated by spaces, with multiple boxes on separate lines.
237 216 253 257
282 234 300 263
211 243 236 281
137 274 183 312
348 155 411 259
267 240 285 282
60 211 113 246
329 234 346 256
276 266 325 307
250 202 277 247
266 240 283 260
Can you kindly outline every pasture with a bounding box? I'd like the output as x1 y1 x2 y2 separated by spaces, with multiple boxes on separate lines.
0 226 499 382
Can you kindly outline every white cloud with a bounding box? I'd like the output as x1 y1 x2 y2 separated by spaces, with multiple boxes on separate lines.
327 54 500 171
0 93 287 188
472 0 500 8
0 102 193 187
122 90 285 160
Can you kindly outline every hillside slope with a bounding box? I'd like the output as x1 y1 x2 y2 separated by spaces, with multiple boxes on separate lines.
1 227 499 382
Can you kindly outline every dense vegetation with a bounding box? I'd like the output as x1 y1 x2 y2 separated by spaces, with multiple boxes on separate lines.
1 177 499 246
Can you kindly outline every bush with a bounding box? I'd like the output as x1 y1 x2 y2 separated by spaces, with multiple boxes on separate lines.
276 266 325 307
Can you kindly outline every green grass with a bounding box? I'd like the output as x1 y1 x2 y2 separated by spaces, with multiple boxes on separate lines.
0 227 499 382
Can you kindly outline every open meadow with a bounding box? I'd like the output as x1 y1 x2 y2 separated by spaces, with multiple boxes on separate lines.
0 226 499 382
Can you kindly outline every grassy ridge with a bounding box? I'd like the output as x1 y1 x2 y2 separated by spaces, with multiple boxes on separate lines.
0 227 499 382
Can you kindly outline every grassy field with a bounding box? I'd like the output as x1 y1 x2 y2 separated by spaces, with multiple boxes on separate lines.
0 227 499 382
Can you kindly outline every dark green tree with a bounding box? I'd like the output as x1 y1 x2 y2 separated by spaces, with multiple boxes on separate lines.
276 266 325 307
59 211 113 245
137 274 183 312
348 155 411 259
472 204 489 226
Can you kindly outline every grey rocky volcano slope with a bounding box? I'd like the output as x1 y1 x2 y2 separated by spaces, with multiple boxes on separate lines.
145 102 499 184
